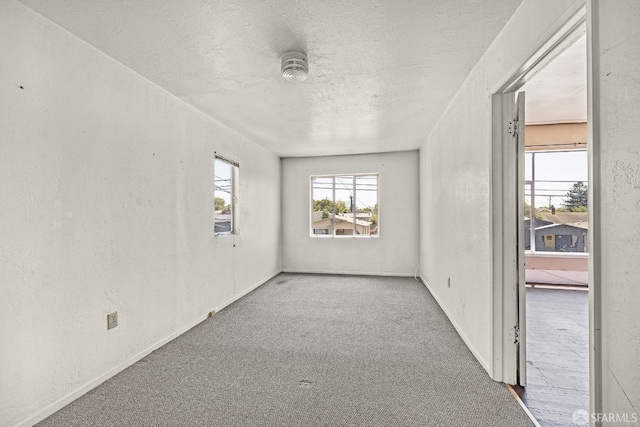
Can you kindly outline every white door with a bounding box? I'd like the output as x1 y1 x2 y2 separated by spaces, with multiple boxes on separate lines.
493 90 527 385
515 91 527 386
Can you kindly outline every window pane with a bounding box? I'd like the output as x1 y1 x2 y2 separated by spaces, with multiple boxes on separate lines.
534 151 587 181
524 182 532 250
355 175 378 236
534 151 588 220
334 176 353 236
528 150 587 253
215 158 233 235
310 174 378 237
311 177 333 235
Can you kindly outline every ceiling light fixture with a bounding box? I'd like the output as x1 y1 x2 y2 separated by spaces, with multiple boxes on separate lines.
281 51 309 82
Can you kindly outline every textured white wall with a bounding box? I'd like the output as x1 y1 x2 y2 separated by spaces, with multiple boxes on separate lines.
419 0 584 373
282 151 419 276
0 2 280 426
589 0 640 419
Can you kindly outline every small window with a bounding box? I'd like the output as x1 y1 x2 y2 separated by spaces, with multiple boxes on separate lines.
214 155 238 236
311 174 378 237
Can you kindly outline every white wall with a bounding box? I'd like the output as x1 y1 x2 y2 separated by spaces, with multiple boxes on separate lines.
282 151 419 276
589 0 640 420
419 0 585 373
0 2 281 426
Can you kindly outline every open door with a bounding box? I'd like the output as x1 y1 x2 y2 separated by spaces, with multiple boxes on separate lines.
515 91 527 386
492 4 586 389
492 90 528 385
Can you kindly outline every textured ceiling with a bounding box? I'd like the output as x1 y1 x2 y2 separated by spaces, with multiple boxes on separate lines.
523 35 587 124
20 0 524 157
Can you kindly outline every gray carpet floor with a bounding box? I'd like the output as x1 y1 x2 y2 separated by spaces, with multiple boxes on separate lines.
38 273 534 426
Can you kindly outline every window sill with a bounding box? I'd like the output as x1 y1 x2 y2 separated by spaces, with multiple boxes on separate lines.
525 251 588 258
214 232 238 239
309 235 380 239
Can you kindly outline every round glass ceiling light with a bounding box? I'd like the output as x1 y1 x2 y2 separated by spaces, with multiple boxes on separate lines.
281 51 309 82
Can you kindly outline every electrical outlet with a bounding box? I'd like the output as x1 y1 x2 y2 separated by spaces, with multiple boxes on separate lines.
107 311 118 330
447 277 451 288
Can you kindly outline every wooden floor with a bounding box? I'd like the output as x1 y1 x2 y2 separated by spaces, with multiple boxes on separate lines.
515 287 589 427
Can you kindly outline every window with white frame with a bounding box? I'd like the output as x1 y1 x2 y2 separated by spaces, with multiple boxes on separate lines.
524 150 587 253
214 155 238 236
311 174 378 237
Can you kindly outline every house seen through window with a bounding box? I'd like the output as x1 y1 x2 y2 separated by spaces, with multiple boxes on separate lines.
311 174 378 237
524 150 587 253
214 155 238 236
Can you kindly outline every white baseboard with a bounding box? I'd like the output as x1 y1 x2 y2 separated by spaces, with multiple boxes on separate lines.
16 314 208 427
17 270 281 427
282 268 415 277
213 271 281 313
420 276 492 375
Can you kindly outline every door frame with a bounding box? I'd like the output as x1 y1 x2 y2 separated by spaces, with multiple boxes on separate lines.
490 4 587 385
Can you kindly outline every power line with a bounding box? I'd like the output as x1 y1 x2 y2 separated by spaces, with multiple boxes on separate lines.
335 176 376 210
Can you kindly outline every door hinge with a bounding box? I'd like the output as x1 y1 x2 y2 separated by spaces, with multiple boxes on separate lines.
514 325 520 344
508 119 519 137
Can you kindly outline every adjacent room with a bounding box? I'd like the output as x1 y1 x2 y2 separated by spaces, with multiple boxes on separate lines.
2 1 639 426
514 34 590 426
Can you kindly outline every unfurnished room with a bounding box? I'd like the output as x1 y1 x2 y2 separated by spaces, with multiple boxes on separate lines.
1 1 639 426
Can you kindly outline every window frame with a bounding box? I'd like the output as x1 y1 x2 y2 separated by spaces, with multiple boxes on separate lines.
309 173 379 238
524 149 588 255
214 154 239 237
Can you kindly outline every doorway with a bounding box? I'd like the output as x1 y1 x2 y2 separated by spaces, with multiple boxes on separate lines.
490 6 591 427
514 33 589 426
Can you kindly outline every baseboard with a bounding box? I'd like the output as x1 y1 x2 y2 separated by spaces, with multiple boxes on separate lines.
16 313 208 427
213 270 281 313
282 268 415 277
16 270 281 427
420 275 492 375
